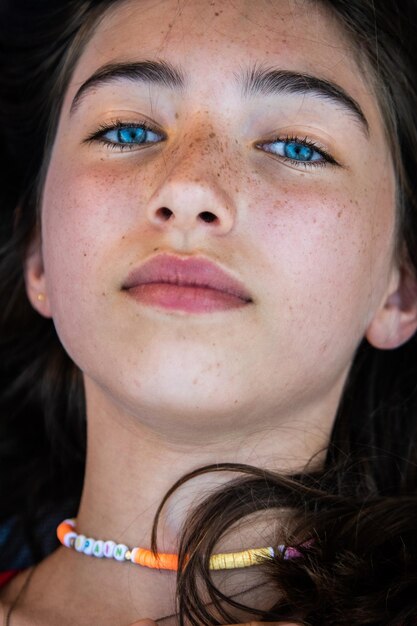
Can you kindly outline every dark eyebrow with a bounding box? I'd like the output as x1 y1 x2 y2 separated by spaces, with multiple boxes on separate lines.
70 60 185 114
239 65 369 136
70 59 369 136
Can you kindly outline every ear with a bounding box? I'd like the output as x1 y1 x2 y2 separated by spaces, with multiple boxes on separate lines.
24 236 52 318
366 263 417 349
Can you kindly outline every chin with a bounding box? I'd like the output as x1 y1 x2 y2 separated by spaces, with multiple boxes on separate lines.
112 376 252 433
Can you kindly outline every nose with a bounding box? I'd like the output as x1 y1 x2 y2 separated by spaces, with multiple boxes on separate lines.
145 141 236 237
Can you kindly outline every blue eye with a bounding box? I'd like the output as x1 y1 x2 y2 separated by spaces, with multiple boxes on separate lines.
102 125 161 146
283 141 319 161
86 121 164 150
260 137 334 166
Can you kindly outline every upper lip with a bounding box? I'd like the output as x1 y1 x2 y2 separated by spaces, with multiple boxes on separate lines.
122 253 253 302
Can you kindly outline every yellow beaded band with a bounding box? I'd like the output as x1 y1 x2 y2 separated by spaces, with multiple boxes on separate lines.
57 518 286 571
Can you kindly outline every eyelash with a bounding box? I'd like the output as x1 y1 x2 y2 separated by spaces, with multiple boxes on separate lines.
257 134 337 168
84 119 165 150
85 120 338 168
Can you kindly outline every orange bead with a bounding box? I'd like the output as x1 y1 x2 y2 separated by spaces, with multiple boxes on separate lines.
158 553 179 570
131 548 179 570
57 521 75 545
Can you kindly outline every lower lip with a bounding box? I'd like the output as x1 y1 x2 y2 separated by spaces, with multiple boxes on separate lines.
125 283 249 313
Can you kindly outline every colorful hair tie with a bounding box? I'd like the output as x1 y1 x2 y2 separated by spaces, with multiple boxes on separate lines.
57 518 302 571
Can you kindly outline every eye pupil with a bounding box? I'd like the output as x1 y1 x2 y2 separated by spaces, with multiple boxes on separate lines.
284 141 313 161
117 127 146 143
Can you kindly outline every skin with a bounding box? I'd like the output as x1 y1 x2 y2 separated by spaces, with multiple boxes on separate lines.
2 0 417 624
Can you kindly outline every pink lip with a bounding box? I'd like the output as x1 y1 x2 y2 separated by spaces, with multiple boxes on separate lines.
122 254 252 313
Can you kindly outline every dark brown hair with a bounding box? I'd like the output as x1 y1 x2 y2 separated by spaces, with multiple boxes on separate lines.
1 1 417 623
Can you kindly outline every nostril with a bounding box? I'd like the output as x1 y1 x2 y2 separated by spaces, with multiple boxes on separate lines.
154 208 218 224
156 207 173 221
200 211 217 223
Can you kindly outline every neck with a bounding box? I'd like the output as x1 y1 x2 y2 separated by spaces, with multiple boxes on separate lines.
23 376 342 625
76 376 335 554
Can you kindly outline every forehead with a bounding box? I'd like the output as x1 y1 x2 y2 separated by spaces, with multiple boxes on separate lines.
67 0 376 117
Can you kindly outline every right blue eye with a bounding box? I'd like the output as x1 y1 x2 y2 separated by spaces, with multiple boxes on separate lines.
87 121 164 150
262 139 324 163
258 135 337 167
282 141 320 162
103 125 161 146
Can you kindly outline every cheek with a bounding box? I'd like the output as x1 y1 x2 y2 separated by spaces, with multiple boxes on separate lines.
40 158 158 361
41 159 155 297
249 173 396 329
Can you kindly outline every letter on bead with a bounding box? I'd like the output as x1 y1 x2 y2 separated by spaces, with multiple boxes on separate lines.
114 544 128 561
83 538 95 556
63 531 77 548
93 540 104 557
75 534 87 552
104 540 116 558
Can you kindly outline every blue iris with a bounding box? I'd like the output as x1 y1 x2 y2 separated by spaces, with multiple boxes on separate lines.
117 127 147 143
284 141 315 161
103 125 161 146
263 138 323 163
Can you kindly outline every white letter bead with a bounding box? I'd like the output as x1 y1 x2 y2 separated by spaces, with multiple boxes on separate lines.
113 544 128 561
103 540 116 558
63 531 77 548
74 534 87 552
63 518 76 529
83 538 95 556
92 540 104 558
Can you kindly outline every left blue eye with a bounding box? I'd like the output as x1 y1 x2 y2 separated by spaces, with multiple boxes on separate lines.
261 138 327 164
283 141 318 161
85 121 165 150
102 125 162 146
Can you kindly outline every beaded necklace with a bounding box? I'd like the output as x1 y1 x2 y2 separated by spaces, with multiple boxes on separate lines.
57 518 301 571
3 521 304 625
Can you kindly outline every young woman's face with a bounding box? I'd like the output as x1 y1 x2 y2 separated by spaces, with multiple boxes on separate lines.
31 0 399 438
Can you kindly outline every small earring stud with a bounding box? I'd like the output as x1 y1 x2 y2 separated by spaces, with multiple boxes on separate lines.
37 293 45 302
